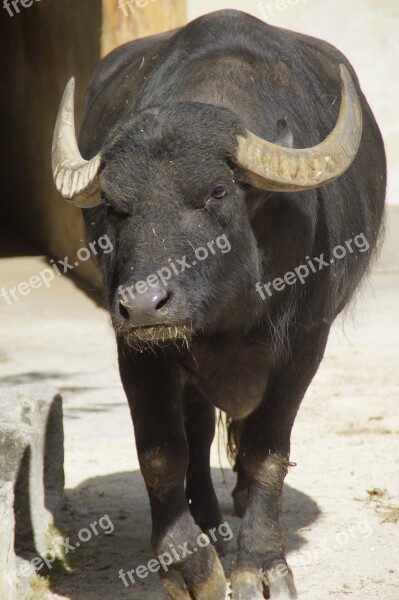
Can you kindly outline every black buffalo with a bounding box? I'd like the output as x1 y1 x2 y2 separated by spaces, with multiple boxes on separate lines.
52 10 385 600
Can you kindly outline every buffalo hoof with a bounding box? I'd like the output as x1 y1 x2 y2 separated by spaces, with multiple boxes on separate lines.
265 561 298 600
268 574 298 600
162 572 192 600
231 565 298 600
231 569 264 599
162 546 226 600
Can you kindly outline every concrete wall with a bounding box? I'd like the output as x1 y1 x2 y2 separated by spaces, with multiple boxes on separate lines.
0 0 187 287
0 0 102 284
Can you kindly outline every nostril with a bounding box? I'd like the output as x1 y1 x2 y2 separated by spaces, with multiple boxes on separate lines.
155 291 171 311
119 300 130 320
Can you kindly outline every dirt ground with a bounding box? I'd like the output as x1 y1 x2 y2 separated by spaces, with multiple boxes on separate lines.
0 237 398 599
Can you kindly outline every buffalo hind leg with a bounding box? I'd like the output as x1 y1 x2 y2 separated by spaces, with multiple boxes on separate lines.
184 382 228 556
232 455 250 519
118 341 226 600
231 324 330 599
229 419 250 518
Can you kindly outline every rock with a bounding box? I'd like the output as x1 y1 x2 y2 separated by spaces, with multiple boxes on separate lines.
0 385 64 598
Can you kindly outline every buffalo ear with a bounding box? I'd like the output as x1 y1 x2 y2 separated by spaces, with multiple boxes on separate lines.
274 118 294 148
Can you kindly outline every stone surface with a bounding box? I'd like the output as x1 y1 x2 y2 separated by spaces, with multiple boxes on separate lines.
0 386 64 556
0 482 16 600
0 387 64 599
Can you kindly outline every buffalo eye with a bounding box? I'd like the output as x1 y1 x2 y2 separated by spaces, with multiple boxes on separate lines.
211 185 227 200
106 203 116 216
105 202 129 219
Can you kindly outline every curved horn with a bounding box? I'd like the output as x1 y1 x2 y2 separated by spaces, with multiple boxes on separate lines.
235 64 362 192
52 78 102 208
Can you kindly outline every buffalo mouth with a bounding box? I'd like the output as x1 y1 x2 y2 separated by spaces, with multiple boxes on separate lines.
116 323 194 346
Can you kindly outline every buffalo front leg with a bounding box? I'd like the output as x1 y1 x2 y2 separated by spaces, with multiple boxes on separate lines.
231 325 330 600
117 340 226 600
184 382 227 556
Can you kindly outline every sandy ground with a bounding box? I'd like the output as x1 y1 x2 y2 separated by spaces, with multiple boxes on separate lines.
0 237 398 599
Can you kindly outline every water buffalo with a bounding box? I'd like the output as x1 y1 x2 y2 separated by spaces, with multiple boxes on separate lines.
52 9 386 599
